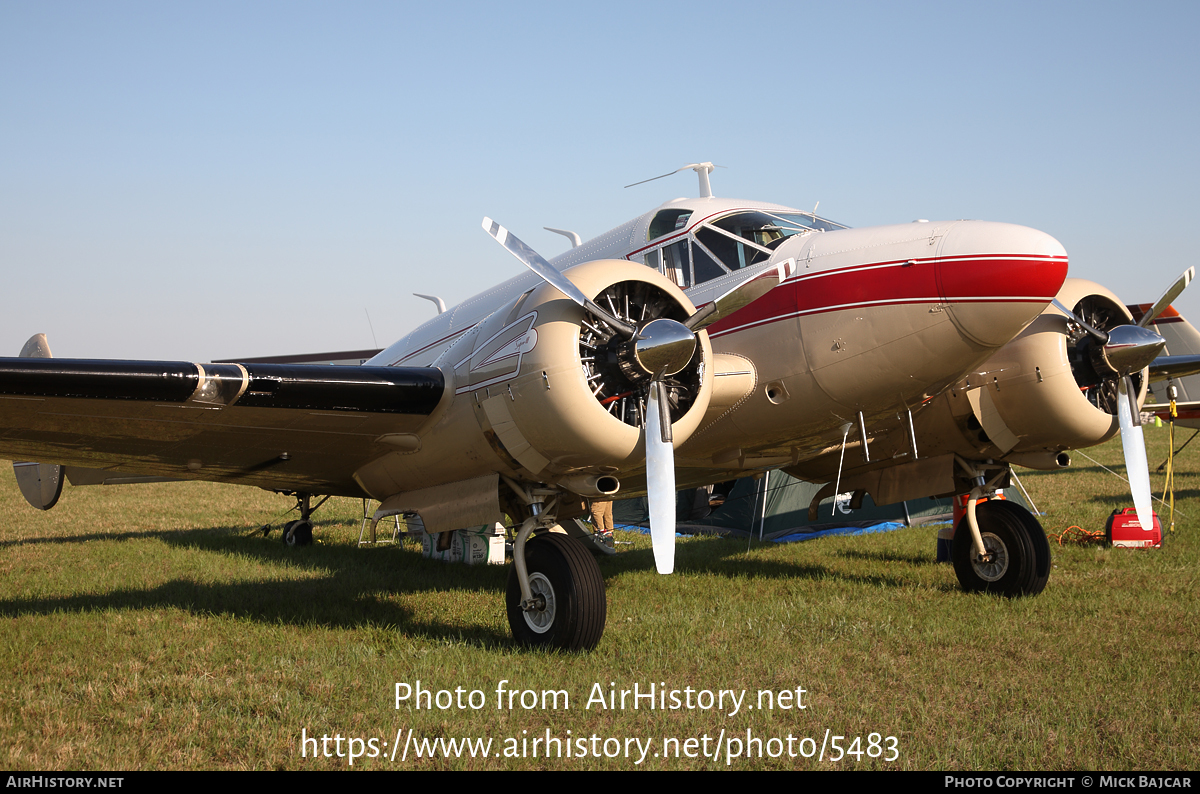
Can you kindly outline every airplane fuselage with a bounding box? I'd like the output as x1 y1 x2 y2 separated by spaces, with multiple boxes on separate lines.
363 197 1067 499
0 185 1118 649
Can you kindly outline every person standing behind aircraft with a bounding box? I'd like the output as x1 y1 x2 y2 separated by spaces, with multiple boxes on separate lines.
591 499 614 549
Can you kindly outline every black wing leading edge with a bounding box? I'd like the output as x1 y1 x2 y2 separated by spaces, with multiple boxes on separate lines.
0 358 447 497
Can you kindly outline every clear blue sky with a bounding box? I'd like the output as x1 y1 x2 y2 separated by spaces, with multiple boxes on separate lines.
3 1 1197 360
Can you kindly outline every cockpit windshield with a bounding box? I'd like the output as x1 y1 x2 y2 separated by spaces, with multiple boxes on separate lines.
642 208 847 289
695 211 847 272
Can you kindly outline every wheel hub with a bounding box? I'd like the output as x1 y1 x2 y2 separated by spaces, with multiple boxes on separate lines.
971 532 1010 582
521 572 557 634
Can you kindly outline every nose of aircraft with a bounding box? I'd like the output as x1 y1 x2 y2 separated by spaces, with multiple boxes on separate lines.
935 221 1069 347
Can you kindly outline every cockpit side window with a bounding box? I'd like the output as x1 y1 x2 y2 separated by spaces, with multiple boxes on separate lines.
691 241 727 284
662 240 690 287
642 240 693 288
648 209 693 241
648 237 710 291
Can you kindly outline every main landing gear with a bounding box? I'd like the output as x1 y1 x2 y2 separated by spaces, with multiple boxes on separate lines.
503 492 607 651
276 493 331 547
952 498 1051 597
950 459 1051 598
506 532 606 651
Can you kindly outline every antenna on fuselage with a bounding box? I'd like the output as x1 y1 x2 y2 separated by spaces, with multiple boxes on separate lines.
625 162 723 198
544 227 582 248
414 293 447 315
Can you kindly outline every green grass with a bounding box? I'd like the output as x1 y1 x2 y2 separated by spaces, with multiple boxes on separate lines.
1 427 1197 770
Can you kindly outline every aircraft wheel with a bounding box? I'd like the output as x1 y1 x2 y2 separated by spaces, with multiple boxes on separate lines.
952 500 1049 597
996 500 1052 594
506 533 606 651
283 520 314 547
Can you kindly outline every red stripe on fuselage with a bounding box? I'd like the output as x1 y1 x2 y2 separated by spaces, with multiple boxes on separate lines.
937 254 1067 306
707 254 1068 339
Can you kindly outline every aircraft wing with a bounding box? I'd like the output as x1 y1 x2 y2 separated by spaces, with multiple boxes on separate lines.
1149 354 1200 382
0 358 446 496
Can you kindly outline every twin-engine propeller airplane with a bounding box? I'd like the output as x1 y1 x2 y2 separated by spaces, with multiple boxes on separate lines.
0 164 1186 650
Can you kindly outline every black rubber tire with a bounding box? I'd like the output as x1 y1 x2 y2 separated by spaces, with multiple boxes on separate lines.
991 499 1052 594
952 499 1049 597
284 520 314 547
506 533 606 651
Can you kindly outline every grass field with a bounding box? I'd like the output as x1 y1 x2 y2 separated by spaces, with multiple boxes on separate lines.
2 427 1197 770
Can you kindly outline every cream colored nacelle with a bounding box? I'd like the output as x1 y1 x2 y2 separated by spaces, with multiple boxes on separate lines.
917 278 1145 469
352 259 713 501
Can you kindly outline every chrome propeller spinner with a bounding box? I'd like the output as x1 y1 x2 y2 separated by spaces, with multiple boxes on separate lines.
624 318 697 381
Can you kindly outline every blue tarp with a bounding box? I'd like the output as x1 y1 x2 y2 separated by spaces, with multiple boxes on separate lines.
616 519 925 544
613 469 959 543
771 521 907 543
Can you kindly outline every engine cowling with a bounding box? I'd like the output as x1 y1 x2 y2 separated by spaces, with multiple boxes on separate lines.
927 278 1148 467
445 258 714 486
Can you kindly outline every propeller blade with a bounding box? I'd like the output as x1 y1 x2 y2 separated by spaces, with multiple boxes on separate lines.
1139 266 1195 328
644 381 676 574
685 259 795 332
1117 375 1155 535
482 218 636 337
1052 299 1109 342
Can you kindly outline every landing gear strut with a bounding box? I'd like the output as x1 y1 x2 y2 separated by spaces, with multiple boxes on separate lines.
278 493 331 547
952 499 1051 597
506 531 606 651
501 483 607 650
950 459 1050 597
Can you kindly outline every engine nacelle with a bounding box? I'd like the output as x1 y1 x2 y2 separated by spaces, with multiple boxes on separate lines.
442 258 714 483
919 278 1147 466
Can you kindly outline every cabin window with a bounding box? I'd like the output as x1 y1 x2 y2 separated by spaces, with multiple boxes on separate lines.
662 239 690 287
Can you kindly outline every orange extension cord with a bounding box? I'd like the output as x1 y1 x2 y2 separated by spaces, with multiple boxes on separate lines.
1048 525 1106 545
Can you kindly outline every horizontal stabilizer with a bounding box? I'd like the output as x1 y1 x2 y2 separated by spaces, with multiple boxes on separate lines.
215 349 383 366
